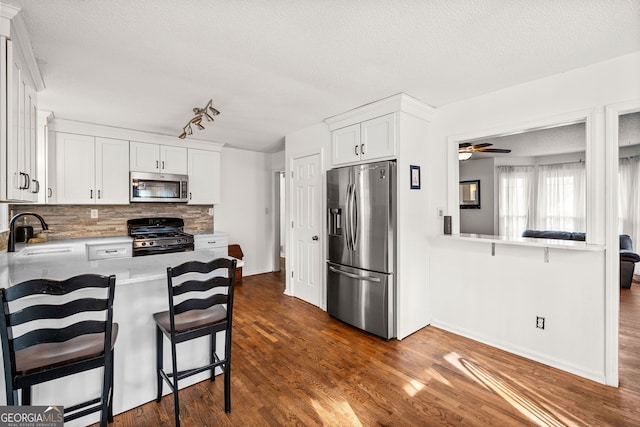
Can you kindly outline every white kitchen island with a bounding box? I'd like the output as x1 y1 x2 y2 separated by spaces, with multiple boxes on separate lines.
0 236 243 426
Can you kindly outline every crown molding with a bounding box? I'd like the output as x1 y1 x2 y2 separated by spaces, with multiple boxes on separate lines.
1 3 45 91
325 93 436 131
48 118 225 152
0 2 19 35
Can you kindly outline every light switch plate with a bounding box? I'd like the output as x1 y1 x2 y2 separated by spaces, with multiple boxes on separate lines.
90 209 98 219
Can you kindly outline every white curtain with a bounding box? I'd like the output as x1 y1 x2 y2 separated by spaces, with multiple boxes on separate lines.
497 162 586 237
497 166 534 237
619 156 640 262
535 162 586 232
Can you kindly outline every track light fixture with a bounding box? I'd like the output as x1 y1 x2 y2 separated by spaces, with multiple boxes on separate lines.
178 99 220 139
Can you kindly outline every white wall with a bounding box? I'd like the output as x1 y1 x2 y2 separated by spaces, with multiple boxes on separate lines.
214 147 273 276
427 52 640 384
459 158 495 235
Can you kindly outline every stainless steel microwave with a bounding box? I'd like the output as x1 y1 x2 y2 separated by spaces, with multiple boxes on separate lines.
130 172 189 202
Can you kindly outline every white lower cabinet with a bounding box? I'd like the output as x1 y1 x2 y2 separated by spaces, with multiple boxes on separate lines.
51 132 129 204
86 241 132 260
194 232 229 258
187 148 221 204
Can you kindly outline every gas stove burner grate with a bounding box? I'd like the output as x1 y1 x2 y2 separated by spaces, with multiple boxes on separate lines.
127 217 194 256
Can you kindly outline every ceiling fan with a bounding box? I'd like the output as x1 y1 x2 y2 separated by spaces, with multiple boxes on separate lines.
458 142 511 160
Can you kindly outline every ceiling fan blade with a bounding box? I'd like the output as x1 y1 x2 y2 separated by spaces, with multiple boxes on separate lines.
476 148 511 153
471 142 493 149
459 142 472 149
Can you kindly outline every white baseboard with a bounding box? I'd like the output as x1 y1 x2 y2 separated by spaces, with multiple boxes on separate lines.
430 319 606 385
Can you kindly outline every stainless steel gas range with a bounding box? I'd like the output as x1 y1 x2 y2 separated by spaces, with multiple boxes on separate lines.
127 217 194 257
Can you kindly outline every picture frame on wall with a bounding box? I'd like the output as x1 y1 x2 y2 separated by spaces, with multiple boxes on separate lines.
410 165 421 189
460 180 480 209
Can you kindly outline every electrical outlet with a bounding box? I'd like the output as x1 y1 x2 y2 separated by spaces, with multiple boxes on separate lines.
536 316 545 330
90 209 98 219
208 208 214 216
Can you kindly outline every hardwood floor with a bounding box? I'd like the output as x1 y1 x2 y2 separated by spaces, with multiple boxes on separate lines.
103 272 640 426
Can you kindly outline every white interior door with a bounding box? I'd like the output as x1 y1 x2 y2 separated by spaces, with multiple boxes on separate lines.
291 154 321 307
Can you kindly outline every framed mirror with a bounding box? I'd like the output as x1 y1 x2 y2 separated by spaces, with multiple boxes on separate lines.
460 180 480 209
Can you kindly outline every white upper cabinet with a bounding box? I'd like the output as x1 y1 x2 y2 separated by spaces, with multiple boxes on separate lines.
130 141 187 175
54 133 94 204
331 113 396 166
187 148 221 204
95 137 130 204
1 8 43 202
332 123 360 165
360 113 396 161
129 141 159 173
53 132 129 204
161 145 188 174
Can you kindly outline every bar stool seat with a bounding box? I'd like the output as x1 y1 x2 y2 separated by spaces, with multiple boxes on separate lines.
15 325 119 374
154 307 225 334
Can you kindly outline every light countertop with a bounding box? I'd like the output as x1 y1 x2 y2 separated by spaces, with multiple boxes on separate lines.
1 235 243 287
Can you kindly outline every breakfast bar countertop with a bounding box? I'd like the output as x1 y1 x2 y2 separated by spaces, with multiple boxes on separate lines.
0 235 243 287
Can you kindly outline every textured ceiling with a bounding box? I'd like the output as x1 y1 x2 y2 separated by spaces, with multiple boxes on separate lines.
8 0 640 153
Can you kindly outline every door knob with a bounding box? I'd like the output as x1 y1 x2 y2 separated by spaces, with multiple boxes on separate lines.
312 235 319 241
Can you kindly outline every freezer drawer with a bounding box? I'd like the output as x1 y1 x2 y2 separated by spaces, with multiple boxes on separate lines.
327 262 394 339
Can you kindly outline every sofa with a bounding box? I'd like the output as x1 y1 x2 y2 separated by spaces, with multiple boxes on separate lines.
521 230 640 289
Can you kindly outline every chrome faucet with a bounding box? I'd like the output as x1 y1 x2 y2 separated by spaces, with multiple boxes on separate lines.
8 212 49 252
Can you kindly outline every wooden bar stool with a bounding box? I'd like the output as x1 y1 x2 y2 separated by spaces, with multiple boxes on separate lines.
0 274 118 427
154 258 237 427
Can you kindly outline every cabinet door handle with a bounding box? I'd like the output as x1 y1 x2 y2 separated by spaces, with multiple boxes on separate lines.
31 179 40 194
162 161 165 170
48 188 52 198
156 160 159 169
18 172 27 189
360 144 365 155
189 192 192 200
98 189 101 199
354 145 359 156
22 173 31 190
90 189 93 199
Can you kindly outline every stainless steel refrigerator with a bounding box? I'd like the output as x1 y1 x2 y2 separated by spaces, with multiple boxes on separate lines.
326 160 396 339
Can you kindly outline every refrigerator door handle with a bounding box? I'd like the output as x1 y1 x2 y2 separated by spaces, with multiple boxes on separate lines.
328 265 381 283
352 184 358 250
345 183 352 250
347 183 356 251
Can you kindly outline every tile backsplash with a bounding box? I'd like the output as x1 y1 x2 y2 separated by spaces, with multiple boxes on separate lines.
6 204 214 242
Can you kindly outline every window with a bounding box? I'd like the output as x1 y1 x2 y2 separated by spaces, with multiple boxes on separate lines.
536 162 586 232
498 162 586 237
497 166 533 238
619 155 640 256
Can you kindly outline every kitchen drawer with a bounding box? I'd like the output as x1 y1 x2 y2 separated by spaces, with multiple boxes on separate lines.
194 233 229 252
87 242 132 261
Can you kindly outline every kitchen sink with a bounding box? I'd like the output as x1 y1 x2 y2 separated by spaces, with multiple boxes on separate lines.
18 246 73 256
